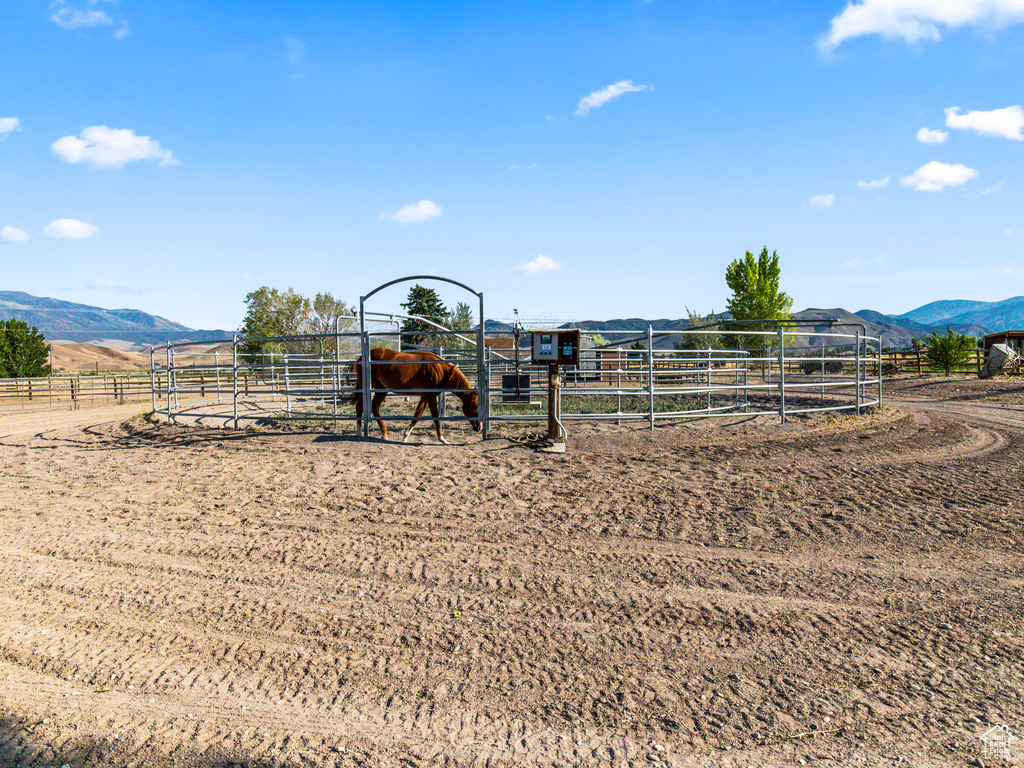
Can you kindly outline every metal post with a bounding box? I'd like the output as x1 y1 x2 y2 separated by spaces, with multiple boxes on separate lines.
270 353 277 403
438 345 446 422
166 344 177 423
215 351 222 404
150 349 156 413
284 354 291 414
647 325 655 430
820 344 825 401
856 329 862 415
778 328 786 424
232 335 239 428
360 298 371 438
706 348 712 410
334 316 341 420
484 348 492 436
878 334 883 409
478 292 487 439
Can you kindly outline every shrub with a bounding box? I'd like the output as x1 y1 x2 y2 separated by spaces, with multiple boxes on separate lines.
925 328 977 375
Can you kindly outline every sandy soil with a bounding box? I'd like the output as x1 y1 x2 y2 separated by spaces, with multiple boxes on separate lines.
0 376 1021 767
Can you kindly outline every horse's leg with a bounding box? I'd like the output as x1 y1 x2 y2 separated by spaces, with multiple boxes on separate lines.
372 391 389 440
426 395 447 444
402 397 429 443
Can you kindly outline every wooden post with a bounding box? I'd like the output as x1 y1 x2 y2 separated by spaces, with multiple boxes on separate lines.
917 349 922 374
547 362 560 440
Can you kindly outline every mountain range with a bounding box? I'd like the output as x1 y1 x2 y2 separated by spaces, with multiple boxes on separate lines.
0 291 230 348
2 291 1022 350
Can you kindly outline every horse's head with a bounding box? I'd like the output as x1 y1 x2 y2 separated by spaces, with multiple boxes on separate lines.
462 391 481 432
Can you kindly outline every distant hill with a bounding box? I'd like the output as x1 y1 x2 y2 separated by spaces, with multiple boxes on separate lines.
894 299 992 326
934 296 1024 333
6 289 1022 352
864 296 1024 340
0 291 230 347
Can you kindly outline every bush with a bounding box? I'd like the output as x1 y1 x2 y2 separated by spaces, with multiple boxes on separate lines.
925 328 977 375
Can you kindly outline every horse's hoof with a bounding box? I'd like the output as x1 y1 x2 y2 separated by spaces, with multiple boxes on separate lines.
439 437 449 445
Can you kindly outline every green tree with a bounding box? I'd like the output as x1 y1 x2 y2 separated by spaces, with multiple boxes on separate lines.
676 307 723 351
310 292 354 336
400 285 448 350
723 247 793 350
444 301 475 350
925 328 977 375
238 287 313 361
0 319 51 378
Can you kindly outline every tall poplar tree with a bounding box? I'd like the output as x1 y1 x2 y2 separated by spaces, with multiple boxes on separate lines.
723 247 793 350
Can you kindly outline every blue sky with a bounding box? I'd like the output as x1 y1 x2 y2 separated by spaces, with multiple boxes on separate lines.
2 0 1023 330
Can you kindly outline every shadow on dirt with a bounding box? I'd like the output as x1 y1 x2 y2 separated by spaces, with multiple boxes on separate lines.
0 714 360 768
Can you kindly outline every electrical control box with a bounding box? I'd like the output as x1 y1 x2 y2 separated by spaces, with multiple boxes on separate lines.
530 329 580 366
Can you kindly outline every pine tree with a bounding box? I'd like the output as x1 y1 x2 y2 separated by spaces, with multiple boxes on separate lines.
400 285 448 350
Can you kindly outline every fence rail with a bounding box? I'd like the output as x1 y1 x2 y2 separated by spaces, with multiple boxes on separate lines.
1 327 901 427
0 373 160 415
144 328 884 431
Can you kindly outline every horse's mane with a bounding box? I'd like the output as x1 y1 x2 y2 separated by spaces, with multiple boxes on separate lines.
442 362 473 395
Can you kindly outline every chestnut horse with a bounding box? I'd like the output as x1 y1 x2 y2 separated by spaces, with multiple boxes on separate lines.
350 348 480 443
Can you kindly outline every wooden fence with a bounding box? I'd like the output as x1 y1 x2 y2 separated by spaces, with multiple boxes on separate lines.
0 373 164 415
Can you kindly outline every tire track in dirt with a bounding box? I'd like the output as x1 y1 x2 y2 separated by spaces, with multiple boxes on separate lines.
0 390 1022 766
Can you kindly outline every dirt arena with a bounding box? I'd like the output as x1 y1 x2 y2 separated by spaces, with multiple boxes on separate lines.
0 376 1021 767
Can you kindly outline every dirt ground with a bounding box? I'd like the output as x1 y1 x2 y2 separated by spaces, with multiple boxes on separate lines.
0 375 1021 768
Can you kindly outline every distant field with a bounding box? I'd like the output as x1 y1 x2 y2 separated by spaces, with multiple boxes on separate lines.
49 342 233 373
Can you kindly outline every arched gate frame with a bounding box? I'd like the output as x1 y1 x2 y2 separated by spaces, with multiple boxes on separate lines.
359 276 487 439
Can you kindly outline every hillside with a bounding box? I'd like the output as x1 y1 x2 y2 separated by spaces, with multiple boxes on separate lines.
5 290 1023 352
0 291 229 347
895 299 991 325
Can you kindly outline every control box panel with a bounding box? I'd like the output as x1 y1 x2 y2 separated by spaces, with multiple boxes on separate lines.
530 329 580 366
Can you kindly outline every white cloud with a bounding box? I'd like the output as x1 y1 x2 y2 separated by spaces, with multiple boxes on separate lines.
114 20 130 40
51 125 178 169
380 200 443 225
0 226 30 243
516 254 560 275
857 175 890 189
945 105 1024 140
43 219 100 239
284 36 307 64
810 194 836 208
842 258 862 268
916 127 948 144
575 80 648 117
977 180 1006 196
50 5 113 30
0 117 21 140
509 163 539 171
818 0 1024 51
900 160 978 191
1004 227 1016 237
